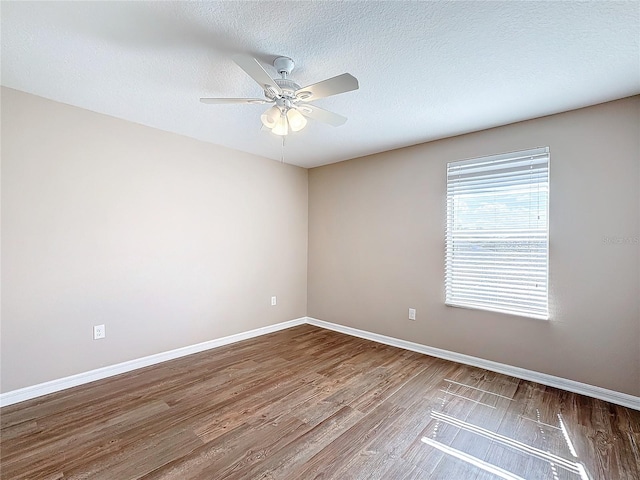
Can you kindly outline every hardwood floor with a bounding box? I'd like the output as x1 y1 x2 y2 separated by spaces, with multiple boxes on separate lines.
1 324 638 479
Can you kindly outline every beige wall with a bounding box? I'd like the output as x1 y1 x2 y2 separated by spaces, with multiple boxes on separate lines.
2 88 638 398
1 87 308 393
308 96 640 396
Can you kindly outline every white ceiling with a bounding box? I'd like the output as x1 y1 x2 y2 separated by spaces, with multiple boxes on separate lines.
2 1 639 168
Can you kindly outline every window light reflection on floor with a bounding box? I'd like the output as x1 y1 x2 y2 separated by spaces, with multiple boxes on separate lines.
421 437 527 480
423 379 590 480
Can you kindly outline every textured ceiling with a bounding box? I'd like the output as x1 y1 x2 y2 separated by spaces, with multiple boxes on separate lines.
2 1 639 168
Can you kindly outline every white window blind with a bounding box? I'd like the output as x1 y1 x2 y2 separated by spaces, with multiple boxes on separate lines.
445 147 549 320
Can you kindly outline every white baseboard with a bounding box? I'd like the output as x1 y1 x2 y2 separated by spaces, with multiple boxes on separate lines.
306 317 640 411
0 317 306 408
3 316 638 411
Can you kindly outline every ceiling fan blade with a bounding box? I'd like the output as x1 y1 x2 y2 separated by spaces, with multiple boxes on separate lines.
200 98 270 105
296 104 347 127
295 73 358 102
232 54 283 97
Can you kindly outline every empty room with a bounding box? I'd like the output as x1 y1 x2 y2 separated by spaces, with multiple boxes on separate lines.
1 1 639 479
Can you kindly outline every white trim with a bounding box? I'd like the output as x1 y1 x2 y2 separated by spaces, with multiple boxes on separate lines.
305 317 640 411
0 317 306 407
2 316 638 411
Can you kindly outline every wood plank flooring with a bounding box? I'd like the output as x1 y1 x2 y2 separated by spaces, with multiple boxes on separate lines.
1 324 639 479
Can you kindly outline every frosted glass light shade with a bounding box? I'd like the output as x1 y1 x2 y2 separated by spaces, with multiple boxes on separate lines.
271 114 289 136
260 106 280 129
286 109 307 132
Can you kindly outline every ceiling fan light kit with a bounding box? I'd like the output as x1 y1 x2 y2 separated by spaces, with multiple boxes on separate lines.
286 108 307 132
260 105 280 129
200 55 359 136
272 113 289 136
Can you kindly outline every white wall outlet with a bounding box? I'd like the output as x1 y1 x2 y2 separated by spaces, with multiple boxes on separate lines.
271 296 277 306
408 308 416 321
93 324 106 340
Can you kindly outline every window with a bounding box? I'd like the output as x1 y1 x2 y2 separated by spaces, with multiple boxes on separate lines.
445 147 549 319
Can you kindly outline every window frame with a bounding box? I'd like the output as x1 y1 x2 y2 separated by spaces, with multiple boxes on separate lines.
445 147 550 320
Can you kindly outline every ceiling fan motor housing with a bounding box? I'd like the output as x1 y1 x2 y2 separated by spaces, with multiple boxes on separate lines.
268 78 301 100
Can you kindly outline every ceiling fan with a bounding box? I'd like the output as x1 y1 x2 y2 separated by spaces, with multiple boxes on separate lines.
200 55 359 136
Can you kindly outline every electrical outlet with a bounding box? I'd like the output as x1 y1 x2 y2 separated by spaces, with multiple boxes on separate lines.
271 296 277 306
408 308 416 321
93 324 106 340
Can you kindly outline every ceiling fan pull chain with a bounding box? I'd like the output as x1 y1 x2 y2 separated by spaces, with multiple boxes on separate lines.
281 135 285 164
